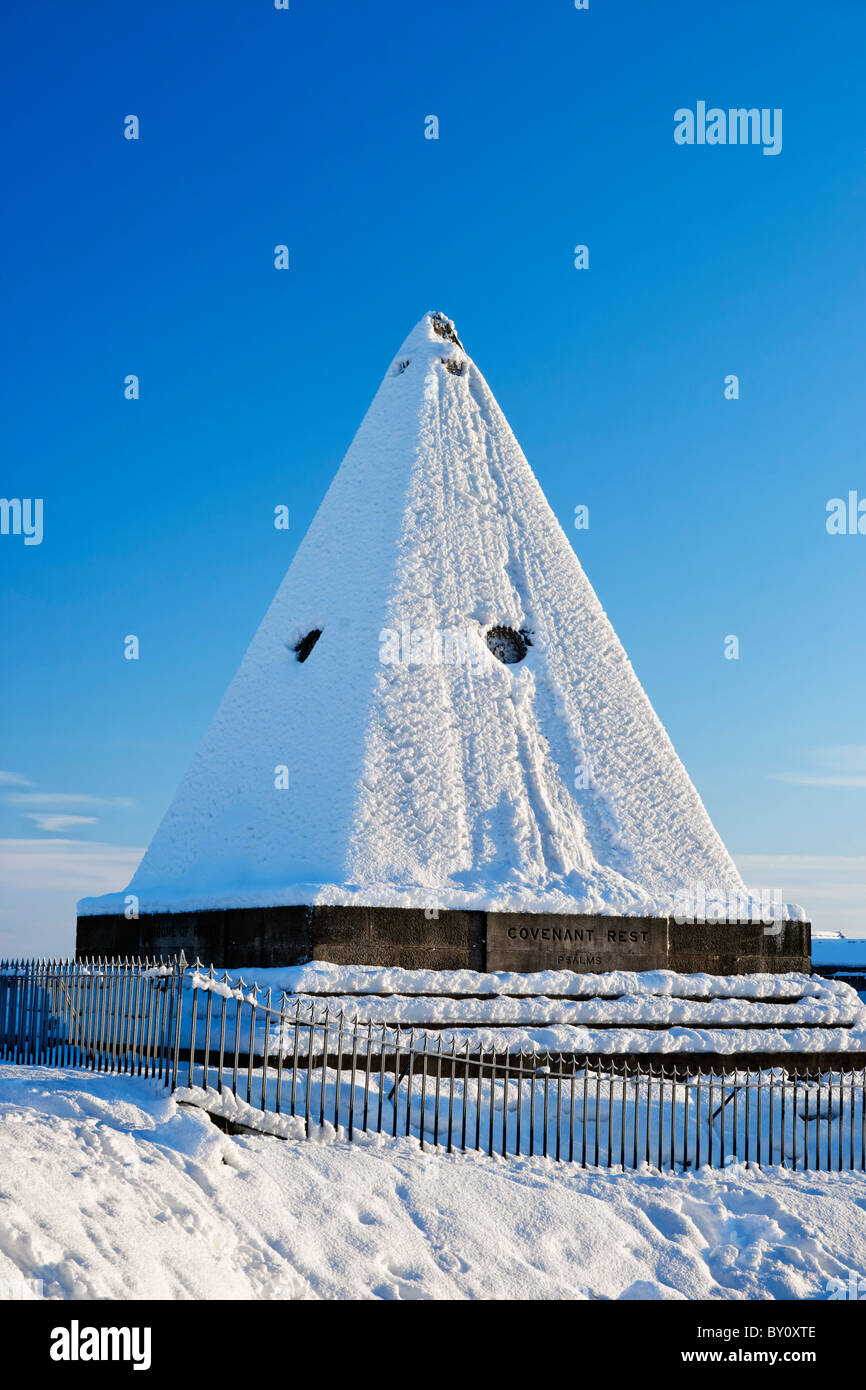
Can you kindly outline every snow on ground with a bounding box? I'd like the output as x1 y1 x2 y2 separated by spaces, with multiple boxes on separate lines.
1 1065 864 1301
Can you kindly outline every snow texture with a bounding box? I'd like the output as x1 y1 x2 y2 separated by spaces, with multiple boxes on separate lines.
81 312 778 921
195 960 834 1001
1 1066 865 1301
184 965 866 1056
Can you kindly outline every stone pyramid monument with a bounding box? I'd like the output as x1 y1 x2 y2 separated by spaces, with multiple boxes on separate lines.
78 313 807 973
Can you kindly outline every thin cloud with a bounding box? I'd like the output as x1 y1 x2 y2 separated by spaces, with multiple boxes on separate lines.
770 773 866 788
770 745 866 790
24 813 99 833
735 854 866 935
6 793 135 808
0 771 33 787
0 839 145 957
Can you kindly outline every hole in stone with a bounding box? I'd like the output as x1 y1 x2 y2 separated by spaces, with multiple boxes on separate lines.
486 626 532 664
293 629 322 663
441 357 465 375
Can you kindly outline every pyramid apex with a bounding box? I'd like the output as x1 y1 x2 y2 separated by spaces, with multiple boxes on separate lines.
397 310 465 359
428 310 463 349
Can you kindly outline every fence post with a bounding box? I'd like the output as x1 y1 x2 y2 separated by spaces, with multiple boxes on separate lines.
187 970 198 1089
170 955 185 1092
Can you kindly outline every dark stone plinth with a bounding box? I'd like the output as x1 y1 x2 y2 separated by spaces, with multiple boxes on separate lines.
76 905 312 969
311 905 485 971
667 918 812 977
76 905 811 975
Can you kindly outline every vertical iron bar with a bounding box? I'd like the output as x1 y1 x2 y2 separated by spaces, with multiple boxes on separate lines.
645 1064 654 1169
274 996 285 1116
405 1030 416 1139
110 964 123 1073
334 1012 344 1131
362 1021 373 1133
307 1006 316 1134
670 1069 676 1174
448 1037 457 1155
319 1010 331 1129
657 1067 664 1171
232 989 243 1098
502 1047 510 1159
141 974 154 1078
305 1012 316 1136
290 1001 301 1116
376 1023 386 1136
419 1035 429 1150
202 971 214 1092
348 1019 359 1140
122 965 135 1073
187 981 198 1089
391 1025 401 1138
529 1054 537 1159
246 989 257 1107
515 1051 523 1158
804 1069 811 1172
631 1062 640 1170
582 1060 589 1169
488 1046 496 1158
261 989 272 1113
435 1036 444 1152
618 1061 626 1171
217 981 228 1097
606 1063 613 1169
97 967 110 1071
684 1072 691 1171
757 1066 763 1168
594 1059 601 1167
173 962 186 1092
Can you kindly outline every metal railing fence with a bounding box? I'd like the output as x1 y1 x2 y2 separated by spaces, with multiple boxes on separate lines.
0 957 183 1081
2 957 865 1173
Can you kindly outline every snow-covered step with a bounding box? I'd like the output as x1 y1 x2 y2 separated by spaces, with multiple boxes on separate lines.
186 965 866 1059
276 991 863 1029
205 962 837 1002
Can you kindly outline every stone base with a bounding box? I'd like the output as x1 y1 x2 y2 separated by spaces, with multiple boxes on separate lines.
76 904 811 975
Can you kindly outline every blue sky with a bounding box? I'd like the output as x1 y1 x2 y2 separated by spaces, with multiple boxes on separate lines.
2 0 865 953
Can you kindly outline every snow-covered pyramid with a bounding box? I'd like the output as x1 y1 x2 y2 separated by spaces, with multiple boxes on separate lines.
82 312 746 921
